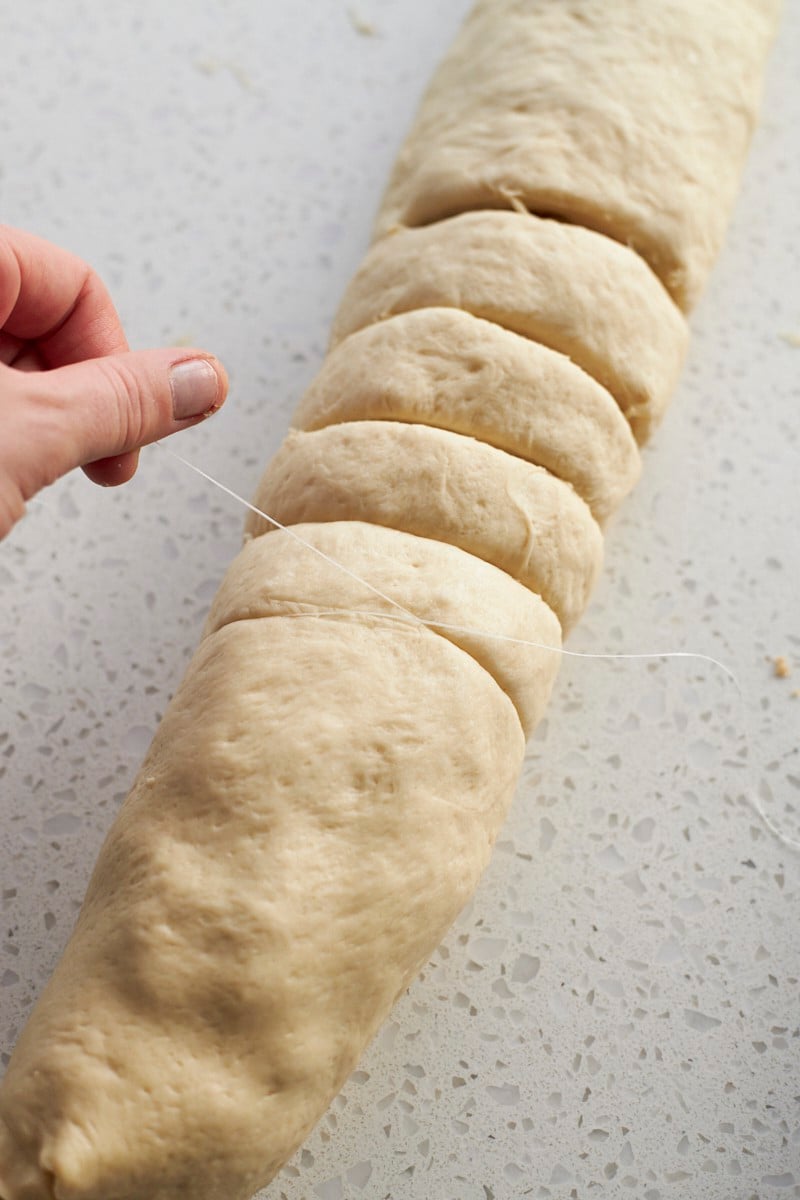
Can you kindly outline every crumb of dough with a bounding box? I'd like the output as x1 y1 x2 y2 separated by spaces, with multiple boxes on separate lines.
227 63 259 94
779 331 800 347
773 655 791 678
193 57 260 94
348 6 376 36
791 689 800 699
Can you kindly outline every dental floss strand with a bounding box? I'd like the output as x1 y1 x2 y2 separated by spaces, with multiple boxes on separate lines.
153 441 800 853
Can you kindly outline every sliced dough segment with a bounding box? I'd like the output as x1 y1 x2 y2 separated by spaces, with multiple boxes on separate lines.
330 211 688 443
374 0 781 310
293 307 640 522
0 616 524 1200
205 521 562 736
246 423 603 634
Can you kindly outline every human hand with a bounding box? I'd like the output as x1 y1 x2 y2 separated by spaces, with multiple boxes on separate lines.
0 225 228 539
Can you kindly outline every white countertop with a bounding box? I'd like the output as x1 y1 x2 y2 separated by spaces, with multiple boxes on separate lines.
1 3 798 1197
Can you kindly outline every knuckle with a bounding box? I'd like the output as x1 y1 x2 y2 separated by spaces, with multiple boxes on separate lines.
99 357 148 449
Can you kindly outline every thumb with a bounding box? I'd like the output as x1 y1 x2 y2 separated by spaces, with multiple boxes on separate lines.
1 348 228 532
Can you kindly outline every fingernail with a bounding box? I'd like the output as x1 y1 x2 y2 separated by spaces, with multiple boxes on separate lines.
170 358 221 420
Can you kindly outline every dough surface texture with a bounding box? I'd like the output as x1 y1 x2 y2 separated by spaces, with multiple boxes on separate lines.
247 422 603 634
0 1 781 1196
205 521 562 736
331 210 688 443
0 616 524 1200
293 308 640 523
375 0 781 309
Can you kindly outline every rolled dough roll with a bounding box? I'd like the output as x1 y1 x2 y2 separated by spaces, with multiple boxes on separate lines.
374 0 781 310
0 1 780 1196
331 210 688 443
247 422 603 634
292 308 641 523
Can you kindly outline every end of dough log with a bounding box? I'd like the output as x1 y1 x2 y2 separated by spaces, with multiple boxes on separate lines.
374 0 782 310
0 609 526 1199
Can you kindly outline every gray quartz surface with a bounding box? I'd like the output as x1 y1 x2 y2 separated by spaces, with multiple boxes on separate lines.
1 3 798 1197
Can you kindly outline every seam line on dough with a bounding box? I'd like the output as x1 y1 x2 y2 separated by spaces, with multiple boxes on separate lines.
392 199 675 306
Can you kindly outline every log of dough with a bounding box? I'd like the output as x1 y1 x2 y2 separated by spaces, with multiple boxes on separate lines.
246 422 603 634
331 210 688 443
204 522 563 736
374 0 781 310
0 2 780 1197
0 614 525 1200
292 308 641 523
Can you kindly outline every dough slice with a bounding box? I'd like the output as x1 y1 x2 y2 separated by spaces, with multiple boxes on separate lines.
330 211 688 443
374 0 781 310
293 307 640 522
0 616 524 1200
246 422 603 634
205 521 563 736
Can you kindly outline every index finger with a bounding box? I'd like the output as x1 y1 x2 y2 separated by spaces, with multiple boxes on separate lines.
0 225 128 368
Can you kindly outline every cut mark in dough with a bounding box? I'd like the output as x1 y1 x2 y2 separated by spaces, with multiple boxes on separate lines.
205 521 563 736
246 423 603 634
373 0 782 310
294 307 640 522
331 210 688 443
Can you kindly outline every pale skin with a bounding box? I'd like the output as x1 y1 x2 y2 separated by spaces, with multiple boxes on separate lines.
0 225 229 539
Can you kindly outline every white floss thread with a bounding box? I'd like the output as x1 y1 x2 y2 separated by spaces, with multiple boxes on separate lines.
154 441 800 853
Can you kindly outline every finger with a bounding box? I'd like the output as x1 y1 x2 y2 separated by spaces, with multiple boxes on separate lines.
82 451 141 488
0 225 127 366
1 348 227 503
0 331 27 365
5 347 45 372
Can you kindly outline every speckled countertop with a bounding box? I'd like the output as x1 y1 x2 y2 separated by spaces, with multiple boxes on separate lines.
1 3 799 1198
